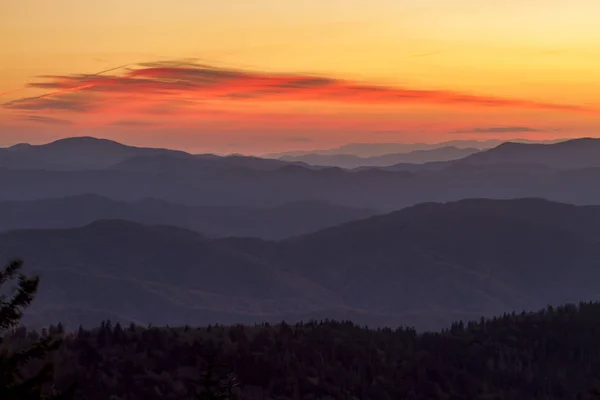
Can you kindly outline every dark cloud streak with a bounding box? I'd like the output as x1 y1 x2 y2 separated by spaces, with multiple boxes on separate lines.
20 115 73 125
450 126 542 134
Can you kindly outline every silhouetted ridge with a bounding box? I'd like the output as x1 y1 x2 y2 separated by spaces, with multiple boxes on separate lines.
2 136 190 170
6 143 32 151
459 137 600 169
3 136 311 172
552 137 598 147
278 146 481 168
5 197 600 330
3 136 600 210
2 221 338 327
44 136 128 148
111 153 198 172
291 197 600 240
0 194 375 239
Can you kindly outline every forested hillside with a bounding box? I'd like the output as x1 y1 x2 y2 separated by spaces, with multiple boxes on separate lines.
7 302 600 399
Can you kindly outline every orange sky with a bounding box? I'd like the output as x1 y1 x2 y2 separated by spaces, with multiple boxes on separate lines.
1 0 599 154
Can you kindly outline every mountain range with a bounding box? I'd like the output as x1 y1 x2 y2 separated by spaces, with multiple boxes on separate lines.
1 136 568 172
265 138 566 158
0 194 375 239
2 150 600 212
3 136 600 213
3 135 600 331
277 146 481 168
453 138 600 169
1 136 313 171
1 137 187 170
5 198 600 330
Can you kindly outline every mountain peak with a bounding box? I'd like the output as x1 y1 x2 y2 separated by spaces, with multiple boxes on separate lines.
6 143 32 151
46 136 128 148
458 137 600 169
1 136 191 170
553 137 600 147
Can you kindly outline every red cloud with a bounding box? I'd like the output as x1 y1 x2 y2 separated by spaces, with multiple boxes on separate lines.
4 60 596 117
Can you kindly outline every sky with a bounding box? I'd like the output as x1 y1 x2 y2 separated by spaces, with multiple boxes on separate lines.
1 0 599 154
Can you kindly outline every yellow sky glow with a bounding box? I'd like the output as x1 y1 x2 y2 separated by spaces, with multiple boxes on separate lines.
1 0 599 153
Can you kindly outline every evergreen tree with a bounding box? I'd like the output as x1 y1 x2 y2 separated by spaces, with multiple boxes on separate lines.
0 259 75 399
194 353 236 400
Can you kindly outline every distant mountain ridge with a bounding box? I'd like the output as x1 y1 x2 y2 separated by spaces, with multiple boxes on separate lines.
455 137 600 169
3 136 188 170
0 194 376 239
266 138 567 158
4 151 600 211
5 198 600 330
3 136 600 212
1 136 313 171
378 137 600 172
1 136 588 174
278 146 481 168
1 219 340 328
6 135 600 332
223 198 600 328
112 152 314 173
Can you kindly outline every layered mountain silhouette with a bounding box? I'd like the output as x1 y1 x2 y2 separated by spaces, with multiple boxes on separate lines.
266 138 564 158
224 198 600 326
3 135 600 331
382 137 600 171
1 136 312 171
3 136 600 211
278 146 480 168
5 198 600 330
454 137 600 169
0 194 376 239
2 220 340 328
2 137 188 170
3 151 600 211
113 152 314 173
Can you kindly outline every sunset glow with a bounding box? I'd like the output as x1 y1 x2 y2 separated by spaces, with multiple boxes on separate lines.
2 0 599 153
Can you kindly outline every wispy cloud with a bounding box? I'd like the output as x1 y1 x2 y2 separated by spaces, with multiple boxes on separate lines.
0 87 27 97
8 93 97 112
19 115 73 125
449 126 542 134
4 60 596 118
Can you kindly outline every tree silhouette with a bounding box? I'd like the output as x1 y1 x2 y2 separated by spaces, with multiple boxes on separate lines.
222 372 240 400
0 259 75 399
194 352 239 399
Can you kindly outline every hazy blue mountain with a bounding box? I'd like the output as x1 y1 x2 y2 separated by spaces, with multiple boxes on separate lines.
2 220 340 328
2 136 579 174
0 147 58 170
266 138 565 158
4 157 600 212
2 137 600 213
3 136 188 170
114 152 314 173
380 138 600 172
382 160 560 174
4 198 600 330
0 194 376 239
456 137 600 169
223 198 600 329
278 146 480 168
1 136 311 171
